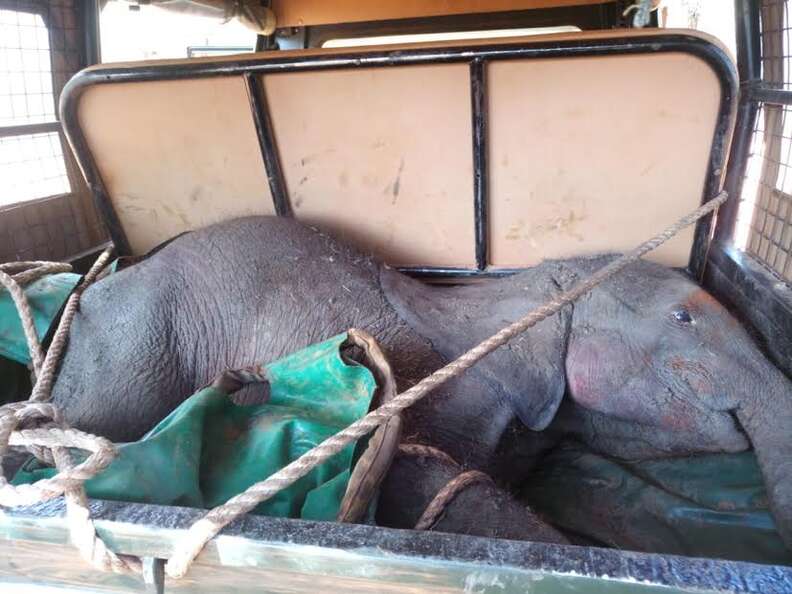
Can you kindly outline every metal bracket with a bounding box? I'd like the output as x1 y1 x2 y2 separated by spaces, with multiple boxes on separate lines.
142 556 166 594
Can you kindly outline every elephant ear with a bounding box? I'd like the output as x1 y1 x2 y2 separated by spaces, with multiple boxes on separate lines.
380 264 571 430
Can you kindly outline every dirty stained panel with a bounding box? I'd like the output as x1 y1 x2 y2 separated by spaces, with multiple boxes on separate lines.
78 77 275 253
262 65 476 268
487 52 721 268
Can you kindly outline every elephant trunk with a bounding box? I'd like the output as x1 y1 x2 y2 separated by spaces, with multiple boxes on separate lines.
735 362 792 552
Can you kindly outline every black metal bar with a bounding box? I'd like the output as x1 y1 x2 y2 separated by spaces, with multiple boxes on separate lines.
714 98 759 242
0 121 60 138
243 73 292 217
59 35 737 86
747 84 792 106
59 90 132 255
687 39 738 280
60 34 737 265
711 1 762 245
78 0 101 66
734 0 761 83
470 58 488 271
399 266 518 279
705 241 792 378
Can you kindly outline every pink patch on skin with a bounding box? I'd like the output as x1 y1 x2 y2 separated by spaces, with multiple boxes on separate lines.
567 341 609 411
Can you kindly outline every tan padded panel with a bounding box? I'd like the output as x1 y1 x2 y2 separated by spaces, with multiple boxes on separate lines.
78 77 274 254
74 31 729 265
262 65 475 267
487 52 721 268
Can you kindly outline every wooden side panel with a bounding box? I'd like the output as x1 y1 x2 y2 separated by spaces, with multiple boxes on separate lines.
78 78 275 254
262 65 476 267
270 0 608 27
487 53 721 268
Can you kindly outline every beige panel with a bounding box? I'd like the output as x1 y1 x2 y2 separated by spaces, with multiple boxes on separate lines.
263 65 476 267
78 78 274 254
488 52 721 268
271 0 607 27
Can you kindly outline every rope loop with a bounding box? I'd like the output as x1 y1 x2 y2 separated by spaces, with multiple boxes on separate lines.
0 249 140 574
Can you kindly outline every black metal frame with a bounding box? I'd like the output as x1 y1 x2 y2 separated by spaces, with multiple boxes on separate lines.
705 0 792 375
59 33 737 278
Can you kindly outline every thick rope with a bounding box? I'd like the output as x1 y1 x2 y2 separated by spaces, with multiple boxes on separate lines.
1 262 73 287
398 443 459 467
0 262 73 375
0 248 140 574
165 191 728 578
30 249 113 403
414 470 493 530
397 443 493 530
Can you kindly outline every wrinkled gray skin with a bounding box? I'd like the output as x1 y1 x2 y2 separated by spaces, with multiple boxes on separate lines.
51 217 792 549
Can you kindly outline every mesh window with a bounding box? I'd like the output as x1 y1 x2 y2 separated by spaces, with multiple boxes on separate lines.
759 0 791 89
0 132 70 205
737 105 792 282
0 5 71 205
0 8 56 126
734 1 792 283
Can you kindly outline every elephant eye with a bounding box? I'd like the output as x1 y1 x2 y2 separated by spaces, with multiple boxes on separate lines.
672 308 694 324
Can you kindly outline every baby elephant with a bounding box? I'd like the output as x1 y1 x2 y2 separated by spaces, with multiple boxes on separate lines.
50 217 792 549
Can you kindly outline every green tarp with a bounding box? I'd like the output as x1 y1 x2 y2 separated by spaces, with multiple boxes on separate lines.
522 441 791 565
0 272 80 365
14 333 376 521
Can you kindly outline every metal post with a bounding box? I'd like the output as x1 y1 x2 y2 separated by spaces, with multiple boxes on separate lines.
470 58 489 271
244 73 293 217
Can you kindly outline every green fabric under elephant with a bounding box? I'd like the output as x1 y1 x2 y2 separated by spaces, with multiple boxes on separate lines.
14 332 376 522
521 441 791 565
0 272 80 406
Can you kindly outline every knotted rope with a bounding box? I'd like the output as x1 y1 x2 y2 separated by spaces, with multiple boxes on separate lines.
164 190 728 578
0 249 141 574
0 261 72 376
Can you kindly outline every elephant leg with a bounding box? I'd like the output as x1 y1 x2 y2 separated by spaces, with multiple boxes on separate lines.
376 445 568 544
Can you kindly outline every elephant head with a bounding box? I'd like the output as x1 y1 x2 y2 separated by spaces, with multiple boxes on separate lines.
381 255 792 549
562 256 792 550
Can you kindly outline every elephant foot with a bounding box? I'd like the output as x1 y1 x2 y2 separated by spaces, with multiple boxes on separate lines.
376 443 568 544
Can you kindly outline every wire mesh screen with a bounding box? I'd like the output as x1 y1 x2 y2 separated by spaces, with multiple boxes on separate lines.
759 0 791 89
0 132 70 204
734 1 792 283
0 8 57 125
0 4 70 204
0 0 107 263
737 104 792 282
